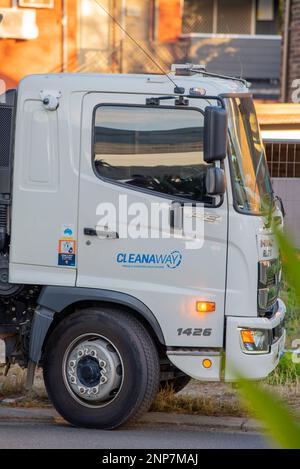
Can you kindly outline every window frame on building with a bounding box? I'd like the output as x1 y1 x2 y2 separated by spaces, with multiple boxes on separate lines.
18 0 54 8
182 0 280 37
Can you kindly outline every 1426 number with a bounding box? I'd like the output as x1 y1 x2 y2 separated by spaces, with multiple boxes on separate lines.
177 328 212 337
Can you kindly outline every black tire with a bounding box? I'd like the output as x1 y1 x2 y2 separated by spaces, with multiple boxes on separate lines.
43 307 160 429
160 375 191 394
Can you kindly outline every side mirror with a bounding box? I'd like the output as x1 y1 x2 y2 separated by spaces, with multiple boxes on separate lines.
204 107 228 163
206 167 226 196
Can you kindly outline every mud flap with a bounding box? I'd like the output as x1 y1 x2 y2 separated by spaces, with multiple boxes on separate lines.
26 306 54 389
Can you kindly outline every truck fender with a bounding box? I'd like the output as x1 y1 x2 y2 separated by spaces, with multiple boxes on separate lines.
31 286 165 362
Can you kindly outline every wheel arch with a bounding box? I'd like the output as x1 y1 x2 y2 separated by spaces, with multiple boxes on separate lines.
38 286 166 355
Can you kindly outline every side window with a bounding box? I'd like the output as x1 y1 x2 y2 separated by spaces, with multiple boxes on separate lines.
93 105 213 203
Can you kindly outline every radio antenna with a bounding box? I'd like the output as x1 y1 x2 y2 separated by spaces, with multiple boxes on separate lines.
93 0 181 91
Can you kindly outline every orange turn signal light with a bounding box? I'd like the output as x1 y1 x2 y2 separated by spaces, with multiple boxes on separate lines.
196 301 216 313
202 359 212 369
240 329 255 344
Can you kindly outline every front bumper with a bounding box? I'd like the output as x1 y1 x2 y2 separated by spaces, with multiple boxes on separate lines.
225 298 286 381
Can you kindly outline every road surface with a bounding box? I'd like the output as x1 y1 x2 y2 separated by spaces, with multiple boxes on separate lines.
0 421 272 449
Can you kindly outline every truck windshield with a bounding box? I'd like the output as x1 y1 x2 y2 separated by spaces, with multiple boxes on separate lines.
225 96 273 214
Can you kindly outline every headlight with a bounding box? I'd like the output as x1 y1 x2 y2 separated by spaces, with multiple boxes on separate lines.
239 328 270 354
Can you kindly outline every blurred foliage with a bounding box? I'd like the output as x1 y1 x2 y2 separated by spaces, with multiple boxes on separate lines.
280 280 300 348
238 377 300 449
275 227 300 306
267 352 300 386
238 225 300 449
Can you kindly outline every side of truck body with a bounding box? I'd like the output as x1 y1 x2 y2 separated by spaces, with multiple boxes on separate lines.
0 70 286 428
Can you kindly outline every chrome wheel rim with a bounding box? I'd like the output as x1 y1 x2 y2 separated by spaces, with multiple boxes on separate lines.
62 333 123 408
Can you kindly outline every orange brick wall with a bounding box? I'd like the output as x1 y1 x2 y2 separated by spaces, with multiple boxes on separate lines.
0 0 77 89
158 0 182 42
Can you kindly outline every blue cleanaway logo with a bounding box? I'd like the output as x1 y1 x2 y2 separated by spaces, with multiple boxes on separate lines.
116 251 183 270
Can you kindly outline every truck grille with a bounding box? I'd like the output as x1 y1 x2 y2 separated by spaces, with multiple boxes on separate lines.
258 258 282 314
0 105 13 169
0 90 16 195
272 320 285 343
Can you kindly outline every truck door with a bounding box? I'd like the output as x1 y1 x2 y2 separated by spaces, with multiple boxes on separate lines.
77 93 228 347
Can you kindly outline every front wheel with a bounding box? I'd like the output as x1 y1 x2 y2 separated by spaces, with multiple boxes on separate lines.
43 307 160 429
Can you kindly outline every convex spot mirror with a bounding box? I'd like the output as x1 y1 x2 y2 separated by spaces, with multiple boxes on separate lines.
206 167 226 196
204 106 228 163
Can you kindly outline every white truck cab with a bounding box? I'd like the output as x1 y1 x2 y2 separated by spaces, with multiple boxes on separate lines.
0 66 286 429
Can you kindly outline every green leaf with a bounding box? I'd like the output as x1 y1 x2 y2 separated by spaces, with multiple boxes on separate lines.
274 226 300 307
238 377 300 449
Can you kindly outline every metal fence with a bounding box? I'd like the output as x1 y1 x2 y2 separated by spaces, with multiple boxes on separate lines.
182 0 253 35
265 141 300 178
264 140 300 248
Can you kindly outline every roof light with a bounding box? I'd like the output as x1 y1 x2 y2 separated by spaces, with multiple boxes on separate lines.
189 87 206 96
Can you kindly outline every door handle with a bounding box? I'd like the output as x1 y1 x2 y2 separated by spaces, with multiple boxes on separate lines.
84 227 97 236
84 227 119 239
170 202 184 230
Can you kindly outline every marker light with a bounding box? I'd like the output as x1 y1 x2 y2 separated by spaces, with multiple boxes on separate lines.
202 359 212 369
240 329 255 344
196 301 215 313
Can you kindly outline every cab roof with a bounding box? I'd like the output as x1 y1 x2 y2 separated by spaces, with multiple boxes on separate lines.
19 72 250 98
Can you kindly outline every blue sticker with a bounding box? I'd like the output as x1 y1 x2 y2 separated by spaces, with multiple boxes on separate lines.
58 253 76 267
64 228 73 237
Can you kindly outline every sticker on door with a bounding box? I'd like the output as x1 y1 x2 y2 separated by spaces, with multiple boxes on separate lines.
58 239 76 267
